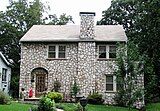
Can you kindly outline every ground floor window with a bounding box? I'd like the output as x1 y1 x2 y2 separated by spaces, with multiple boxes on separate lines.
106 75 116 92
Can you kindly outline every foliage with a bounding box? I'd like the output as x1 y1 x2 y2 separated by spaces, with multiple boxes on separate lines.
52 78 61 92
55 103 64 110
56 103 83 111
47 92 63 103
98 0 160 103
0 91 11 104
71 78 80 101
10 76 19 98
87 92 104 105
38 96 56 111
47 13 74 25
30 105 38 111
113 42 144 109
74 103 83 111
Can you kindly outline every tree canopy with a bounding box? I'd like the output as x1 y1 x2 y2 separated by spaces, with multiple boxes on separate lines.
98 0 160 102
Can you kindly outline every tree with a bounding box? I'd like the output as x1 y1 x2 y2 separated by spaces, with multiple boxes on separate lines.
71 78 80 102
98 0 160 103
114 42 144 110
0 0 73 97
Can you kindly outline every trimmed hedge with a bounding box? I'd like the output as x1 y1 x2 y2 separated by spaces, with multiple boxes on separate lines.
87 92 104 105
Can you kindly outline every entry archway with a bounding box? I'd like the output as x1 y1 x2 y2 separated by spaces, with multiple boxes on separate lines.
31 67 48 97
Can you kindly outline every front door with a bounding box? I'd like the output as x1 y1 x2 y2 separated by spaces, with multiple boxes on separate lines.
36 74 46 97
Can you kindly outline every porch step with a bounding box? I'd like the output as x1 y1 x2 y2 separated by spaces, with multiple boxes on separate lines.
24 98 40 101
20 98 40 105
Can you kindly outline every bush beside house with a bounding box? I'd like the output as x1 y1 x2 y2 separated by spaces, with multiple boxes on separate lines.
0 91 11 104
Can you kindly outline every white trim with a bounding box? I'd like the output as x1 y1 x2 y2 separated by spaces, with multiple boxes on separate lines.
98 45 116 59
47 45 66 59
0 52 10 66
105 74 117 92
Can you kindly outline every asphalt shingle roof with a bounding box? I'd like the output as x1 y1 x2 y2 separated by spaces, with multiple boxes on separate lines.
20 25 127 42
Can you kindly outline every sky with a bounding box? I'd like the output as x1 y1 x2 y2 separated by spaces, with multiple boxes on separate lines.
0 0 111 24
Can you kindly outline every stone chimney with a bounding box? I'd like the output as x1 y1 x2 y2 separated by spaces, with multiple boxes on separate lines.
79 12 95 39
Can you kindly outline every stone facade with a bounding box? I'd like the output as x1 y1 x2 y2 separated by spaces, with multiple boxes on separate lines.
20 42 117 103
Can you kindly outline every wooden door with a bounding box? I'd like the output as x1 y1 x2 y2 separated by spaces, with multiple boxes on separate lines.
36 74 46 97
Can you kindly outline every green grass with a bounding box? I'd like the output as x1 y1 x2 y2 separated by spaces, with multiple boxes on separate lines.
0 101 32 111
56 103 138 111
146 103 160 111
0 101 160 111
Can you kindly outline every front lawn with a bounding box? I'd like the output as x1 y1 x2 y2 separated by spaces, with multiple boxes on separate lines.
1 101 160 111
146 103 160 111
56 103 137 111
0 101 32 111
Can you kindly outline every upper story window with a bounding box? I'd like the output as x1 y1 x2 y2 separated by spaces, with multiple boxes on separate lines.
48 45 66 59
2 68 7 82
99 46 106 58
109 46 116 58
98 45 116 59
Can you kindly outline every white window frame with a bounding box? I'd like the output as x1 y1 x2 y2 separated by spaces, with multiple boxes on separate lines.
98 45 116 59
48 45 66 59
105 75 117 92
108 45 116 59
2 68 7 82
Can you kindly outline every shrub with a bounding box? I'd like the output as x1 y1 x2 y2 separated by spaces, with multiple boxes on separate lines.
70 78 80 102
87 92 104 105
74 103 83 111
38 96 56 111
0 91 10 104
53 78 61 92
55 103 64 110
30 106 38 111
47 92 63 103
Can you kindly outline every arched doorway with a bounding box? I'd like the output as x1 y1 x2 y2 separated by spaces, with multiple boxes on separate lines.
31 68 48 97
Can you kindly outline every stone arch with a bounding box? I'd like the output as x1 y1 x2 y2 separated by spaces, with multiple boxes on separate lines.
31 67 48 97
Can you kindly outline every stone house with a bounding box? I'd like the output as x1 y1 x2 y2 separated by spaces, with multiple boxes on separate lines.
0 52 11 94
19 12 127 103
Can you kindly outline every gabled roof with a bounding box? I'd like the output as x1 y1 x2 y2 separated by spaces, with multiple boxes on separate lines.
20 25 127 42
0 52 10 66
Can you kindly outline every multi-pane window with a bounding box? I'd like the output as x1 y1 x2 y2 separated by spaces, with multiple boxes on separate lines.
99 46 106 58
109 46 116 58
48 45 66 59
2 68 7 81
106 75 113 91
58 46 66 58
98 45 116 59
48 46 56 58
106 75 117 92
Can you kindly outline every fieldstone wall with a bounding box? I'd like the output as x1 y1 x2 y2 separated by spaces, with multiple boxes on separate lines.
77 42 96 96
20 42 117 103
80 13 95 39
20 43 78 97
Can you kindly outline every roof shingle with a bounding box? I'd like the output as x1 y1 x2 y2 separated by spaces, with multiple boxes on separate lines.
20 25 127 42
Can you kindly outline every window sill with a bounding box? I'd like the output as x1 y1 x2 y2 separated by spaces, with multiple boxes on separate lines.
105 91 117 93
2 81 7 84
97 58 116 61
46 58 68 60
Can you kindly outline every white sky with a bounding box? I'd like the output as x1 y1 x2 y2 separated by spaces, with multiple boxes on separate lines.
0 0 111 24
